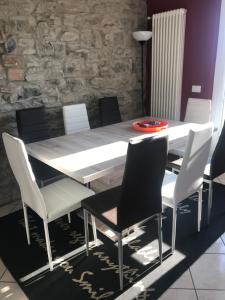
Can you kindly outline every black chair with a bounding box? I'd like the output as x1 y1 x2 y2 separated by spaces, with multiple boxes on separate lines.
99 97 122 126
16 107 62 186
206 121 225 223
82 136 168 290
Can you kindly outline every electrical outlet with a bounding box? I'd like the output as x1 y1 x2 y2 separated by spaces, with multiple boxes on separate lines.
192 85 201 93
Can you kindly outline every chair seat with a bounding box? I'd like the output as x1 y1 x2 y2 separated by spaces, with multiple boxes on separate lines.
169 138 186 156
161 171 177 207
169 146 185 157
204 162 211 179
90 179 111 193
91 166 124 192
97 166 124 185
167 157 183 170
168 158 211 180
82 186 122 231
29 157 63 183
162 170 203 207
41 178 94 221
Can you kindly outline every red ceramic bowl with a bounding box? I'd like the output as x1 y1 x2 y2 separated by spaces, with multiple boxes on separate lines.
132 120 168 132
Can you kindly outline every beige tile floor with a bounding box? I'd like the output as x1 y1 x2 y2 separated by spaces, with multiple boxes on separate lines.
2 201 225 300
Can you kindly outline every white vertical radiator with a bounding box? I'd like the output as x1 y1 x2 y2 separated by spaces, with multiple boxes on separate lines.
151 9 187 120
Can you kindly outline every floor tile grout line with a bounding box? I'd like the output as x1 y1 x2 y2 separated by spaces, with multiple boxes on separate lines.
197 252 225 255
169 287 225 291
169 288 198 290
220 235 225 247
189 268 199 300
205 252 225 254
195 288 225 291
0 280 17 284
0 269 7 281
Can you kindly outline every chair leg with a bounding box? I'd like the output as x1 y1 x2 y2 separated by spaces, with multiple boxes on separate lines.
157 213 162 264
198 187 203 232
84 209 89 256
86 182 91 189
91 215 98 246
172 207 177 254
207 181 213 225
22 202 30 245
40 180 44 188
117 232 123 291
67 213 71 224
43 220 53 271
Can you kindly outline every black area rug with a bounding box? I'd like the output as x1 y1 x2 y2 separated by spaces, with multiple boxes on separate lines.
1 183 225 300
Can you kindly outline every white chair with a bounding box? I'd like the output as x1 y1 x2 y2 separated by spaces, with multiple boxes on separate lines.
169 121 225 225
2 132 96 271
162 123 213 252
185 98 212 124
170 98 212 156
63 103 90 135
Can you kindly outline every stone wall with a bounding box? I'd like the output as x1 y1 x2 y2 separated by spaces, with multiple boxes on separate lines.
0 0 146 206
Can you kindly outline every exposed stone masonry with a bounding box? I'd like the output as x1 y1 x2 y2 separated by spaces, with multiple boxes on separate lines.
0 0 146 206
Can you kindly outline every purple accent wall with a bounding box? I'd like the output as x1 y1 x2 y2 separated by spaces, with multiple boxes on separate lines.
147 0 222 119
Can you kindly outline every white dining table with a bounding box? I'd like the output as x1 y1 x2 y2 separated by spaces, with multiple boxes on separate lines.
22 117 197 282
26 117 195 185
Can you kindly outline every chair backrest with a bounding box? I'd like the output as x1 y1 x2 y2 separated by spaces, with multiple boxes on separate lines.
118 136 168 229
211 121 225 180
63 103 90 135
174 123 213 202
16 107 50 143
184 98 211 124
2 133 47 219
99 97 122 126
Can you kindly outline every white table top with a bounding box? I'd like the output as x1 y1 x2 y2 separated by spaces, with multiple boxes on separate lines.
26 118 194 184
